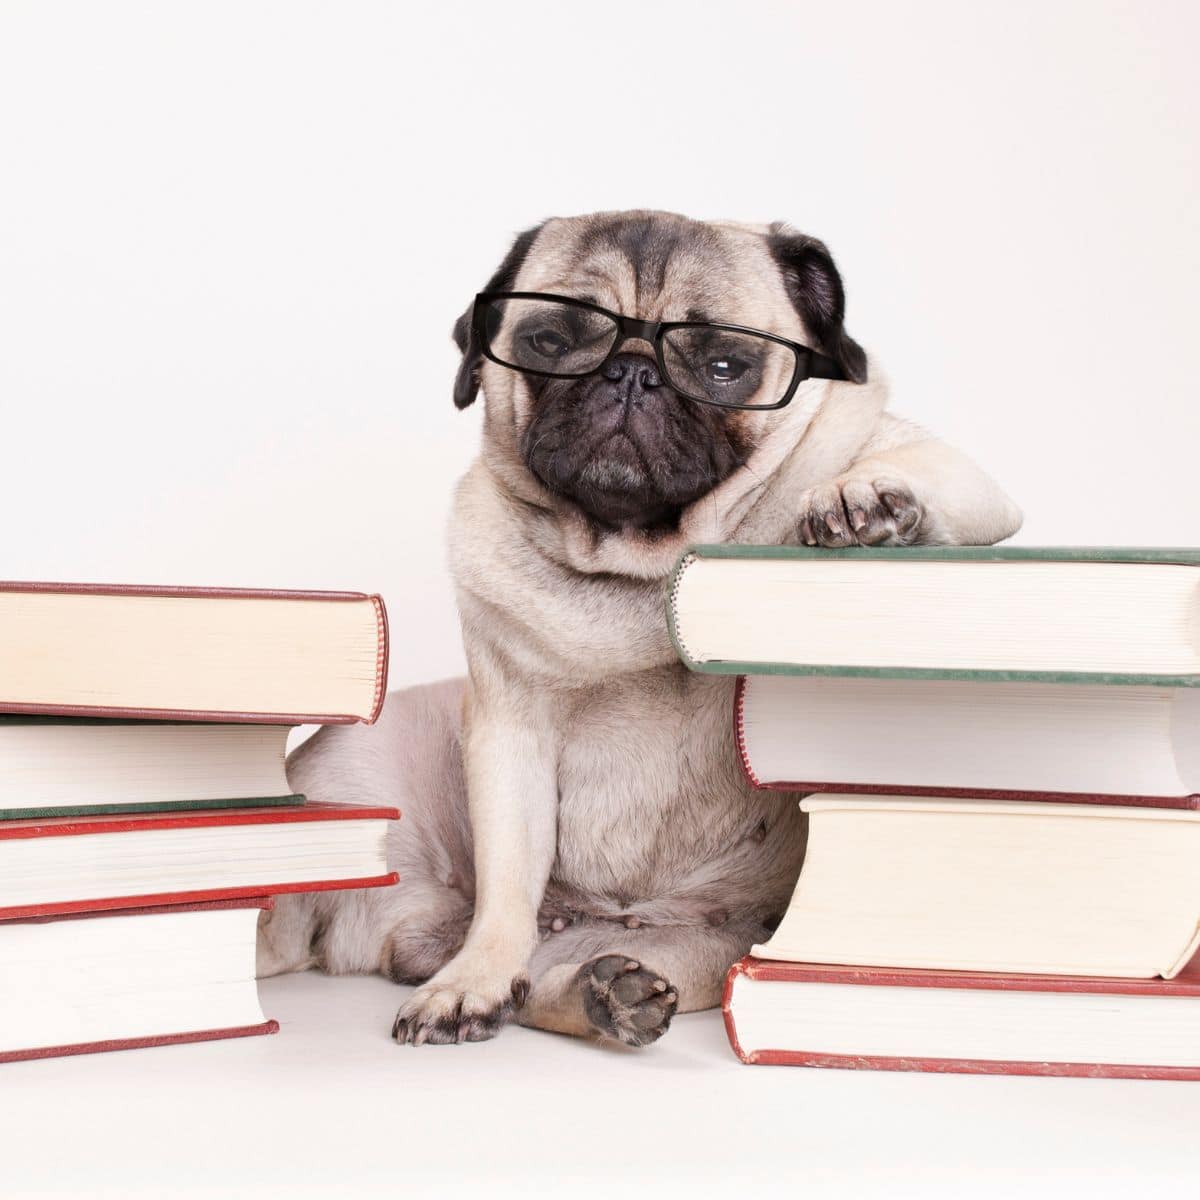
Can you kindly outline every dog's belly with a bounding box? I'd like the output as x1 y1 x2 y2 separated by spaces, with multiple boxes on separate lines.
548 666 805 925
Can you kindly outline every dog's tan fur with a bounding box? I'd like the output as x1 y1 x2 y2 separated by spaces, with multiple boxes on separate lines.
258 211 1021 1046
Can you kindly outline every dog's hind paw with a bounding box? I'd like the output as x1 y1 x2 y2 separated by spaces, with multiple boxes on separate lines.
578 954 678 1047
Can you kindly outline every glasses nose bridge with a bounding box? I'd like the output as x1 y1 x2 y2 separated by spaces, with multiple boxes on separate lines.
614 314 661 346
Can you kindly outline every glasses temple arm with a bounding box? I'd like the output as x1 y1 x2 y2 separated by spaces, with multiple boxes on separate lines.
805 349 850 382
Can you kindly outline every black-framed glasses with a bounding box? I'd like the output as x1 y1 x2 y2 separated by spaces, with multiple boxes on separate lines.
472 292 850 411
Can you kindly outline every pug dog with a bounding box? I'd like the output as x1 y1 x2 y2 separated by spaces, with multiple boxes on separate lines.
257 210 1022 1047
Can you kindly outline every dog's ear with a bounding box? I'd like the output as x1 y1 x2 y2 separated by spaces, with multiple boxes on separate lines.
766 225 868 384
453 223 546 409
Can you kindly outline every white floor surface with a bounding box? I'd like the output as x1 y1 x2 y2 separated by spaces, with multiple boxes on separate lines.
4 970 1200 1199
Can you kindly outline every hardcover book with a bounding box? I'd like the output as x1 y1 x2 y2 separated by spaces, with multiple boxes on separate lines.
667 546 1200 685
0 801 399 919
0 581 389 723
734 675 1200 805
723 957 1200 1079
0 717 302 819
0 898 277 1064
752 794 1200 979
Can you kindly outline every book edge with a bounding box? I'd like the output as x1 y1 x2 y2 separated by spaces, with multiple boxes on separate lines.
684 545 1200 565
0 1020 280 1065
744 778 1200 809
1164 921 1200 979
0 873 400 921
0 795 306 821
0 800 400 839
728 1047 1200 1079
1 895 275 925
686 661 1200 687
730 956 1200 994
731 676 761 789
0 589 389 724
0 702 381 724
0 580 375 600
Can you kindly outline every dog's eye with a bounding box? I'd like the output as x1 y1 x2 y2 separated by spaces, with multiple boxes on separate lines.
526 329 571 359
706 356 750 384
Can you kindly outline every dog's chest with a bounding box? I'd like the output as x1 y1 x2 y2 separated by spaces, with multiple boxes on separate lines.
552 667 766 895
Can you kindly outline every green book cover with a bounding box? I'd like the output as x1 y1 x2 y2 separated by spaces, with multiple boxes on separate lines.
666 545 1200 687
0 715 294 726
0 794 305 821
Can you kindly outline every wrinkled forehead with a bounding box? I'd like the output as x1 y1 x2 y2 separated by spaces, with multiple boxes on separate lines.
512 213 801 335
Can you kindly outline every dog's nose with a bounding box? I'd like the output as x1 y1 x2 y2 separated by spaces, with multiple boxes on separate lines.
601 353 663 392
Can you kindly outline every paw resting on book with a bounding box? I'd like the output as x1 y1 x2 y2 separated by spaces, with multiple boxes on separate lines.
796 477 923 547
579 954 678 1047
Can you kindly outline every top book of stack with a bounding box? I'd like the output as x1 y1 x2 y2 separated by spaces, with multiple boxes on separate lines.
0 581 388 724
667 546 1200 686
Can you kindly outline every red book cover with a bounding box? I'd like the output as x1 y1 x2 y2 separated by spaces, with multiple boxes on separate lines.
0 579 389 725
723 956 1200 1080
732 675 1200 809
0 897 278 1064
0 800 400 919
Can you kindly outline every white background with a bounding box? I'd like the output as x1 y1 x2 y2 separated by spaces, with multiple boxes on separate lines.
1 1 1199 1196
3 0 1198 687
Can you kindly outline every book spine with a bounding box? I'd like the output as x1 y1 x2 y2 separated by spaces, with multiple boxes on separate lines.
664 552 699 669
369 594 390 724
731 676 762 788
721 958 752 1064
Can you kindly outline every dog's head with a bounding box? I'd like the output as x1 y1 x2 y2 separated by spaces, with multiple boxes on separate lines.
453 211 866 531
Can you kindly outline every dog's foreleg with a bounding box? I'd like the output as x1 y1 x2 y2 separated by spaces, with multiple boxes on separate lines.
795 418 1023 548
391 679 559 1045
518 919 765 1046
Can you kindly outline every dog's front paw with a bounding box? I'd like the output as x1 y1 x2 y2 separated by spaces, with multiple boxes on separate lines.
578 955 678 1047
392 959 530 1046
796 476 924 547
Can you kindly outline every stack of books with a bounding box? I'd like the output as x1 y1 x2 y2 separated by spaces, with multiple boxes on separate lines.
0 581 396 1064
669 546 1200 1079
